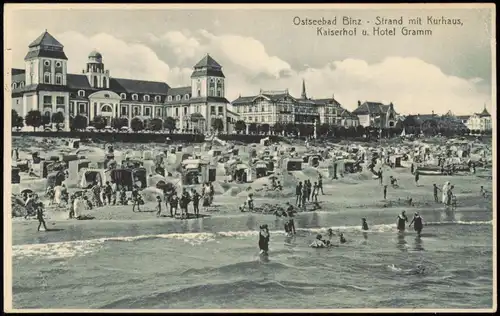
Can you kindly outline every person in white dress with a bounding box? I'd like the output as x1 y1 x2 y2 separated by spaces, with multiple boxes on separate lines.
53 185 62 205
441 181 450 205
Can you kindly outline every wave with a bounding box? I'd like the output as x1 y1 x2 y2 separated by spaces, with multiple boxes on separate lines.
12 220 492 259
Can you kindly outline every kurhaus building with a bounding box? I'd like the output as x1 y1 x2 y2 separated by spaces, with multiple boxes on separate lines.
352 101 398 128
11 30 235 133
231 80 359 130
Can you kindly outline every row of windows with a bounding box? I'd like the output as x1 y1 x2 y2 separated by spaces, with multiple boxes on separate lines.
234 103 319 114
12 82 25 89
43 96 66 105
44 72 63 85
43 60 63 68
76 90 190 102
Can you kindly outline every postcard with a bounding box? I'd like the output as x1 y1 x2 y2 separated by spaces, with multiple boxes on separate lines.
3 3 496 313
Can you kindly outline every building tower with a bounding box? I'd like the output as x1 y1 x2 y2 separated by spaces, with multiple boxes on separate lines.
191 53 225 98
301 79 307 99
24 30 68 86
84 50 110 89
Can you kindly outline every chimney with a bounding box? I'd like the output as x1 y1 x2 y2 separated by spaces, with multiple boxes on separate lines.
357 100 361 107
332 93 335 99
432 110 434 116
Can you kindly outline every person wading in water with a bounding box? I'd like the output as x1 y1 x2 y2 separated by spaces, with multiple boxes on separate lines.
396 211 408 233
409 212 424 237
36 198 48 232
258 224 270 255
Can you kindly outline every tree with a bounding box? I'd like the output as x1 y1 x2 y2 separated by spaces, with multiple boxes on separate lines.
355 125 365 137
163 116 176 132
212 117 224 133
273 122 284 135
149 118 163 131
131 117 144 132
72 115 88 131
403 115 419 128
260 123 270 135
92 115 107 130
248 123 258 134
234 120 246 134
318 123 330 137
285 122 296 136
11 110 24 129
347 126 356 138
25 110 43 131
111 117 128 130
51 112 65 131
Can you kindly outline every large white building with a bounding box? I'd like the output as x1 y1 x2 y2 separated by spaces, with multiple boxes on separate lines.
11 30 235 133
231 80 359 129
466 106 492 131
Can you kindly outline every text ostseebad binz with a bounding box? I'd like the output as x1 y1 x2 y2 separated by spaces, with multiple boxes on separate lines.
293 17 338 26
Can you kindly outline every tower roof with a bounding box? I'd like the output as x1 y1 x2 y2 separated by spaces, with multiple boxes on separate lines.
28 31 64 48
194 54 222 69
88 50 102 59
479 106 490 117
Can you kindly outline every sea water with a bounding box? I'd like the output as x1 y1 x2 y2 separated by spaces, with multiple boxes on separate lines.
12 208 493 309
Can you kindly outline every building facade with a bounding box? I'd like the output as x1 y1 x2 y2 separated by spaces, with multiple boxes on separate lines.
11 31 232 133
231 80 358 129
466 106 492 131
352 101 398 128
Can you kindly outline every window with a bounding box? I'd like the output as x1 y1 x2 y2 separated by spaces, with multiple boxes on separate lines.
184 107 188 115
167 96 172 102
55 61 62 68
43 96 52 105
79 103 86 113
155 96 161 102
120 93 126 100
44 60 50 67
78 90 85 97
93 77 98 87
44 72 51 84
20 81 24 88
210 106 216 115
217 79 224 97
176 95 181 101
121 106 128 116
248 106 252 113
133 106 140 116
156 108 161 116
184 94 189 100
197 80 201 97
104 94 110 98
145 107 151 116
12 83 17 89
144 95 150 102
94 103 98 115
209 78 215 96
102 77 107 88
218 106 223 114
132 94 138 101
175 108 179 117
101 105 113 113
55 74 62 85
56 96 65 105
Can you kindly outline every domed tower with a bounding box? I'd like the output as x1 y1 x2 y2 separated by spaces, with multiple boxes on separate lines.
84 50 110 89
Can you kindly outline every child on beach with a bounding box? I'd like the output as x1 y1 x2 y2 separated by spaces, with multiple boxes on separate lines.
36 201 48 232
170 194 179 217
132 185 142 213
155 196 162 217
191 189 201 218
414 171 420 186
247 194 254 212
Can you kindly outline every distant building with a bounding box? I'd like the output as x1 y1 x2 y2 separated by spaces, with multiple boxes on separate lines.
466 106 492 131
352 101 398 128
11 30 232 133
231 80 358 130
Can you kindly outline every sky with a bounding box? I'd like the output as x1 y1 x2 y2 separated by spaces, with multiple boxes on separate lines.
5 4 495 115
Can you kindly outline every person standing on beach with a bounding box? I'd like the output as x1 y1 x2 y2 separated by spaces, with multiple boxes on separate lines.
433 184 441 203
104 181 112 205
111 180 117 205
285 203 296 235
155 196 162 217
414 171 420 186
442 182 450 205
36 199 48 232
378 168 383 186
170 194 179 217
24 193 35 219
409 212 424 237
446 185 455 209
132 185 142 212
295 182 303 207
383 183 388 200
306 180 312 202
318 175 324 195
301 185 307 211
91 182 102 207
191 189 201 218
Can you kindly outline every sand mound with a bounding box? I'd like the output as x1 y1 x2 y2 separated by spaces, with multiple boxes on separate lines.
223 186 243 196
148 174 166 187
211 181 227 195
141 187 164 202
